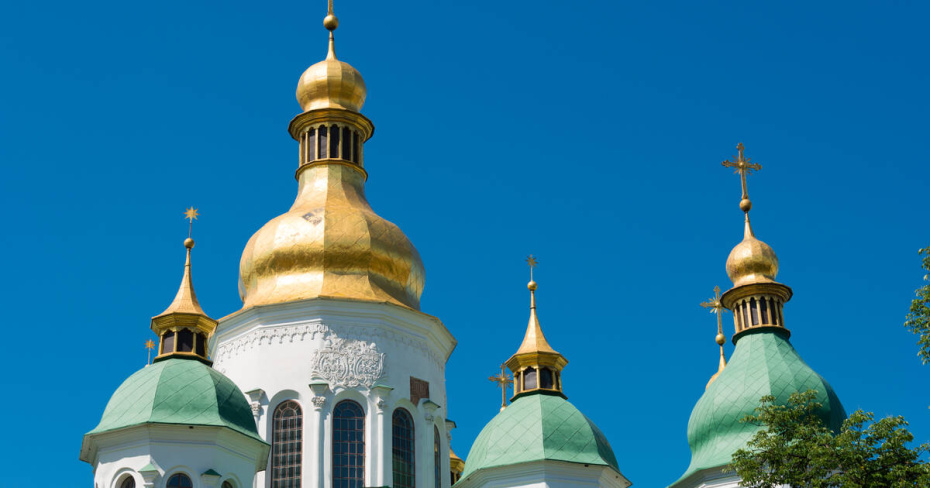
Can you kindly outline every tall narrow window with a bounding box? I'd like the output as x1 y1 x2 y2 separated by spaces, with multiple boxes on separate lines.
759 297 769 324
434 425 442 488
166 474 193 488
195 333 206 357
352 132 360 163
272 400 302 488
775 301 783 327
162 331 175 353
333 400 365 488
330 124 340 159
177 329 194 352
741 302 749 330
307 128 317 161
734 305 743 330
540 368 553 389
319 126 328 159
771 299 779 325
524 367 537 390
392 408 415 488
342 127 351 160
750 298 759 326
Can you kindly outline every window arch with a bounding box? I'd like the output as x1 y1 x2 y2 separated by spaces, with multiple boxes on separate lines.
333 400 366 488
272 400 303 488
118 475 135 488
392 408 415 488
166 474 192 488
434 425 442 488
221 481 235 488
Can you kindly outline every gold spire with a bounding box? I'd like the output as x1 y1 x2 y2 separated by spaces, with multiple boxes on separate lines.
718 144 793 339
151 209 217 362
701 286 728 388
488 364 513 412
721 143 780 287
505 256 568 399
295 0 366 112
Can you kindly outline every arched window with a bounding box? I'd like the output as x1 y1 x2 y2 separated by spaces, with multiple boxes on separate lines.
333 400 366 488
524 367 537 390
434 425 442 488
540 368 553 389
221 481 235 488
166 474 192 488
759 297 769 324
118 475 135 488
272 400 303 488
392 408 415 488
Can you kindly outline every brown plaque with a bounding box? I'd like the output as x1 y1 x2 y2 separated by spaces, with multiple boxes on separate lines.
410 377 430 406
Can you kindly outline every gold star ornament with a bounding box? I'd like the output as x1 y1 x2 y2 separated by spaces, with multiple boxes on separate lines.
145 339 156 350
184 207 200 222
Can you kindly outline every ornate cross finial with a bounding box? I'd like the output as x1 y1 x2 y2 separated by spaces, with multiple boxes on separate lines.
145 339 156 365
700 285 728 342
721 142 762 214
701 286 729 384
488 364 513 412
184 207 199 238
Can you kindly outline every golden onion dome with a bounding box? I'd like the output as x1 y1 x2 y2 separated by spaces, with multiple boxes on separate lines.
238 164 425 310
296 29 367 113
725 219 779 287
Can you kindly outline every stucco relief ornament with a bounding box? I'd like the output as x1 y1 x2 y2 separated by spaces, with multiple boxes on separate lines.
310 336 385 388
311 396 327 408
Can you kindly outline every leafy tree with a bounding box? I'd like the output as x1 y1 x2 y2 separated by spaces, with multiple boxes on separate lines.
905 246 930 364
729 390 930 488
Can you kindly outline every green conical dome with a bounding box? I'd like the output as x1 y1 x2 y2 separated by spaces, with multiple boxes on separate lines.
670 329 845 486
85 357 263 442
461 392 621 479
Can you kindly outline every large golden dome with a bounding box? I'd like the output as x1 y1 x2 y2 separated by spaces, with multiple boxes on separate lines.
239 164 425 310
725 220 779 287
296 32 366 112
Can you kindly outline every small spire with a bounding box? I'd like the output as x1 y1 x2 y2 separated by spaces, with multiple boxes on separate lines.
514 256 558 356
145 339 156 365
701 286 729 388
151 208 217 363
324 0 339 60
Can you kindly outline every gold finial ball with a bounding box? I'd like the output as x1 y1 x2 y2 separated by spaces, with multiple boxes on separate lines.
184 238 195 249
528 280 537 291
323 14 339 31
740 198 752 213
716 333 726 346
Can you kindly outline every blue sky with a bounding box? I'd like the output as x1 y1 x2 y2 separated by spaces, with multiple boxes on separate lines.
1 1 929 486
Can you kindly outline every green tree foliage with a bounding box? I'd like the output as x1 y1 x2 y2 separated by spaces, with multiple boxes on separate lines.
729 390 930 488
905 246 930 364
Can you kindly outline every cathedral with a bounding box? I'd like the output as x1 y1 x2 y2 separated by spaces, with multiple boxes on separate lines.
80 4 845 488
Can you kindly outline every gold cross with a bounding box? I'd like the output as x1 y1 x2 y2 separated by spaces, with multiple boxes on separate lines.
700 285 728 340
488 364 513 411
721 143 762 202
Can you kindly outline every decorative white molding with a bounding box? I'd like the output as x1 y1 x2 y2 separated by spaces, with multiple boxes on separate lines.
310 336 385 388
311 396 327 409
214 322 329 367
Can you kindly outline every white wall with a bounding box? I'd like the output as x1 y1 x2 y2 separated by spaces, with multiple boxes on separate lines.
213 297 457 488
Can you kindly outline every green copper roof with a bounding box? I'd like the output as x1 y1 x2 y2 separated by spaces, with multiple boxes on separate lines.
85 357 263 443
670 329 845 486
461 392 619 479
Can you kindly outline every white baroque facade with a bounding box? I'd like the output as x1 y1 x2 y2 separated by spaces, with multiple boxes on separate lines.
213 298 457 488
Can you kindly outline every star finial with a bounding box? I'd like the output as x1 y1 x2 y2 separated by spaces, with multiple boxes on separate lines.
184 207 199 238
145 338 156 365
700 286 729 387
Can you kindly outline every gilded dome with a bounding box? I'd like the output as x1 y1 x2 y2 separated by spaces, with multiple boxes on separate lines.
238 163 425 310
296 34 367 113
725 220 779 287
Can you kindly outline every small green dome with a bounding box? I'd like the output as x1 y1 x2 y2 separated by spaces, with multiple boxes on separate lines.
461 392 620 479
671 329 845 486
86 357 262 442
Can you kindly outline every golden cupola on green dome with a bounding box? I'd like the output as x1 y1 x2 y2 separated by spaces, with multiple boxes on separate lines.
238 3 425 311
669 144 846 488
